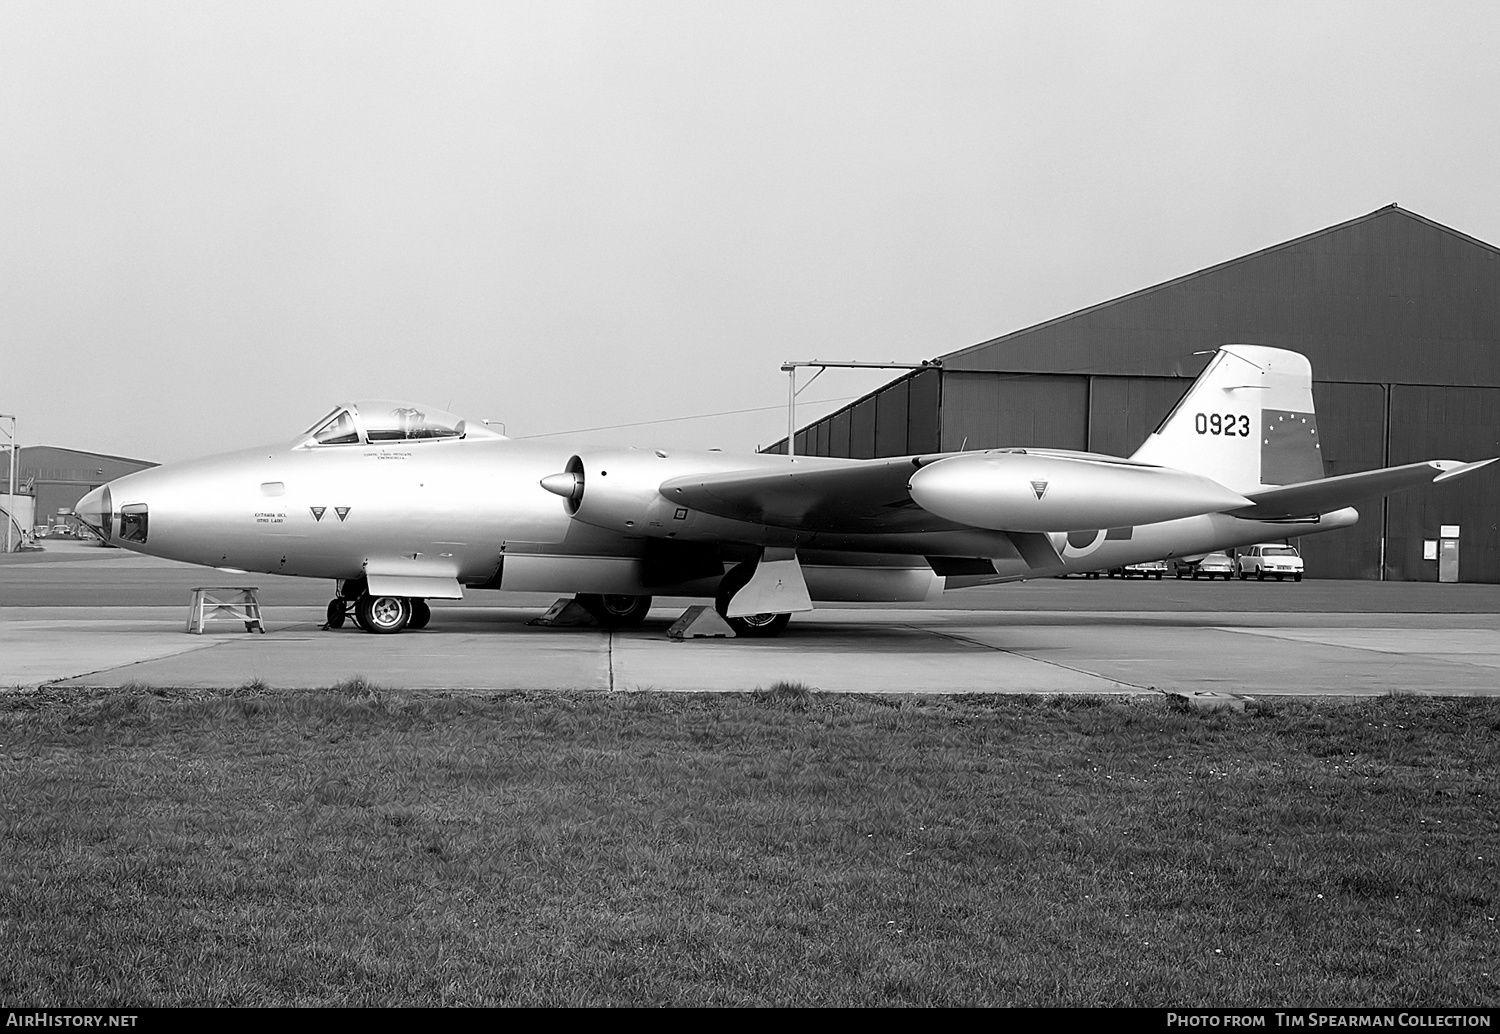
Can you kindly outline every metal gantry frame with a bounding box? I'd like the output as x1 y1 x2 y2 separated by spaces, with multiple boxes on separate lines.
1 414 16 553
779 359 940 460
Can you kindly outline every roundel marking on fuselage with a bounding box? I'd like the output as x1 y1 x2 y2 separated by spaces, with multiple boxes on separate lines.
1062 529 1105 558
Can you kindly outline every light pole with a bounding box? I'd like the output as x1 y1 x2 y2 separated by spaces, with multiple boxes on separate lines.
778 360 940 461
0 414 15 553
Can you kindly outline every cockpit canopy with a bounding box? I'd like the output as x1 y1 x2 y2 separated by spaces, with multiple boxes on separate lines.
296 400 506 448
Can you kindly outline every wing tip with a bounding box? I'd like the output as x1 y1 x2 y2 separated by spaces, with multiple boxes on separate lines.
1433 457 1498 483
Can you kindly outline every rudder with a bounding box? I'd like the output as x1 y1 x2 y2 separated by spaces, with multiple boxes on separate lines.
1129 345 1324 493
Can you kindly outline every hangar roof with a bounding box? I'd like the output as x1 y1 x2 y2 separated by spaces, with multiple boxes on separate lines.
18 446 157 486
19 446 155 468
941 205 1500 387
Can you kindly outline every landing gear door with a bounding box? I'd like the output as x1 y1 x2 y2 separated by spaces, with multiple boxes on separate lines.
726 548 814 618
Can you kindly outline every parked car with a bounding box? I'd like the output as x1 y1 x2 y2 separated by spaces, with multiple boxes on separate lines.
31 526 49 539
1174 552 1235 580
1109 560 1167 579
1236 543 1304 581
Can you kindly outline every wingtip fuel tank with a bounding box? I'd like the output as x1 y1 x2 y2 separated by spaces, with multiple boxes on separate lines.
906 451 1253 532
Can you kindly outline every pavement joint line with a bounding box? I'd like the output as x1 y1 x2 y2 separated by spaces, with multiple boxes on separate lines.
1213 626 1500 670
897 623 1155 694
38 637 231 690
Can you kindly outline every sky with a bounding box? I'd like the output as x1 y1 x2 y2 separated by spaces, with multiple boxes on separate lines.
4 1 1499 464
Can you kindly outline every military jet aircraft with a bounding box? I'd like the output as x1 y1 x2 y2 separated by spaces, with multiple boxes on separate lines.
76 345 1493 637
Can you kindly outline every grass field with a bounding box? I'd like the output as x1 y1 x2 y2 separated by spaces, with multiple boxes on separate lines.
1 681 1496 1007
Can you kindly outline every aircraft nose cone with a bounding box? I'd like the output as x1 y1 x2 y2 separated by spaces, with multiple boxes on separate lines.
76 484 112 540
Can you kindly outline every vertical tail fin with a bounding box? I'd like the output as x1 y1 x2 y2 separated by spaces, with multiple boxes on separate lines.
1129 345 1324 493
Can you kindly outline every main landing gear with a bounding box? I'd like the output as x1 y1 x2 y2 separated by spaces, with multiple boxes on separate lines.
574 593 652 628
555 560 793 640
325 580 431 634
713 561 791 638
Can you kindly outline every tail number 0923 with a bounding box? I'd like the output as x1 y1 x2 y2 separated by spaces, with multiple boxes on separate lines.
1195 413 1250 436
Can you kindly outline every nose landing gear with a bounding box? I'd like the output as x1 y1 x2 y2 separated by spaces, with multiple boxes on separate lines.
358 594 411 633
323 583 431 633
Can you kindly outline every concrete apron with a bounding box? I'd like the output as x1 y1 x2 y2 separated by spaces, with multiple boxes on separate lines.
4 604 1499 697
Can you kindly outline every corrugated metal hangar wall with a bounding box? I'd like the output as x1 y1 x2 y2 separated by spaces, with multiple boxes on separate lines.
769 206 1500 582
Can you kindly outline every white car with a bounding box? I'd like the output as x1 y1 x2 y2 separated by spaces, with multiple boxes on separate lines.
1237 544 1304 582
1110 560 1167 579
1175 551 1235 580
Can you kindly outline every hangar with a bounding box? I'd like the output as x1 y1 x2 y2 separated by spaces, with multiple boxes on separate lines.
9 446 156 540
770 205 1500 582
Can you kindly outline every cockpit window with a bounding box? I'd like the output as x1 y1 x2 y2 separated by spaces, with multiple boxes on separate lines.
297 400 505 448
301 408 342 436
360 403 464 442
312 411 360 445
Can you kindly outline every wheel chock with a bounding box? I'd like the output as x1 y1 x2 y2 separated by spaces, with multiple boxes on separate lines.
667 606 737 640
527 598 600 627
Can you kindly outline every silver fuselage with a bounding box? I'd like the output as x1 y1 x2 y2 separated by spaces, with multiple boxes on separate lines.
79 433 1356 602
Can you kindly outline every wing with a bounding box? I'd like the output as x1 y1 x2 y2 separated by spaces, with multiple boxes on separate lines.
1231 459 1496 519
660 455 963 534
661 449 1253 535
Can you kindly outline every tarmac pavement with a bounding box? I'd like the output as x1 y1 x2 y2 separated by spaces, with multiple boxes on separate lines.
3 540 1498 697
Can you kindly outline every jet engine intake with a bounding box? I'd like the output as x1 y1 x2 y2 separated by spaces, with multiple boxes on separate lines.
539 455 585 515
539 450 719 536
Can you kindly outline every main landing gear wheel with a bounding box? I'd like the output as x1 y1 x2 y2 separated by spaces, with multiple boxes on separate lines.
357 594 411 634
576 593 652 628
409 599 431 630
325 598 347 629
714 562 791 638
726 611 791 637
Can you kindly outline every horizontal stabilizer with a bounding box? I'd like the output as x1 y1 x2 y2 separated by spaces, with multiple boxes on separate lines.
1232 458 1496 519
1434 458 1498 483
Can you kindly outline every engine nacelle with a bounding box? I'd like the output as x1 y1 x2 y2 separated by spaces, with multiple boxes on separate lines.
907 451 1253 532
540 449 788 538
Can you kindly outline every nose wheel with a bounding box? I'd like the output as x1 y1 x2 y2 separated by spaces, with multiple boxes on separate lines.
324 594 430 633
358 594 411 633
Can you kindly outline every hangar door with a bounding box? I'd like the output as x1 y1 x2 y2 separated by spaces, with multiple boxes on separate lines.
940 373 1088 452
